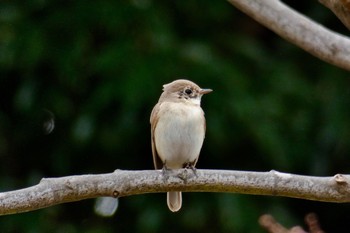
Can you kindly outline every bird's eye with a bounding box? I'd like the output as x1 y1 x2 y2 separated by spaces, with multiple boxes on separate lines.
185 88 192 95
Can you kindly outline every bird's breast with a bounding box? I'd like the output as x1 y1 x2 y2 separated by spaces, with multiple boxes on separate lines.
154 102 205 169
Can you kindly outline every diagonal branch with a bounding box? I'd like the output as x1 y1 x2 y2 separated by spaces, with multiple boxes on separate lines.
226 0 350 71
0 169 350 216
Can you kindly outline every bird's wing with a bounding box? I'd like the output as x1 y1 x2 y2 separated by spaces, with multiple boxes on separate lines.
150 102 164 169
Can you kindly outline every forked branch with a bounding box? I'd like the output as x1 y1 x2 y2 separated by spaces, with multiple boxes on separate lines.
259 213 325 233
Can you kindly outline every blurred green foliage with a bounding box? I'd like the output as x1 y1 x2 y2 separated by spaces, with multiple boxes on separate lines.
1 1 350 232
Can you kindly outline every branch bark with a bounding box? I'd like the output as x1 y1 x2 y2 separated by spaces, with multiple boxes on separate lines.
0 169 350 216
226 0 350 71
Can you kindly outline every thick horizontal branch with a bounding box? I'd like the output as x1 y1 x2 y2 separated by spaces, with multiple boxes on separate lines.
227 0 350 71
1 169 350 216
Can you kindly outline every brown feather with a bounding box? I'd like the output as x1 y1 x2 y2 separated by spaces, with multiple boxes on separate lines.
150 102 163 169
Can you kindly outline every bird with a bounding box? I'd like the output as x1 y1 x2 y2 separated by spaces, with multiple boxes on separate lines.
150 79 212 212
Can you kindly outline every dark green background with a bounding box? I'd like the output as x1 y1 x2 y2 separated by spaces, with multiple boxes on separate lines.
1 1 350 232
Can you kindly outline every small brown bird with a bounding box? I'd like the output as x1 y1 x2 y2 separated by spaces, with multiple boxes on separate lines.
150 79 212 212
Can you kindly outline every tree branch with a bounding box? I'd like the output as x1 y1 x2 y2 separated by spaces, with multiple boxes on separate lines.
226 0 350 71
259 213 325 233
1 169 350 216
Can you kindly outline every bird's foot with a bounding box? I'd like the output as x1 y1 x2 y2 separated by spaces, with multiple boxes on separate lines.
184 162 198 177
176 162 197 183
162 162 170 181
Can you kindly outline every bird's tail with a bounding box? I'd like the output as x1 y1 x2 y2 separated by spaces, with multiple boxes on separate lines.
167 191 182 212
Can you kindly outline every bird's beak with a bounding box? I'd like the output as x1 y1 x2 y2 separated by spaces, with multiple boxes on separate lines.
200 88 213 95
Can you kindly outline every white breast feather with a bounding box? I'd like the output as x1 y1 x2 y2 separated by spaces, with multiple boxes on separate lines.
154 102 205 169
